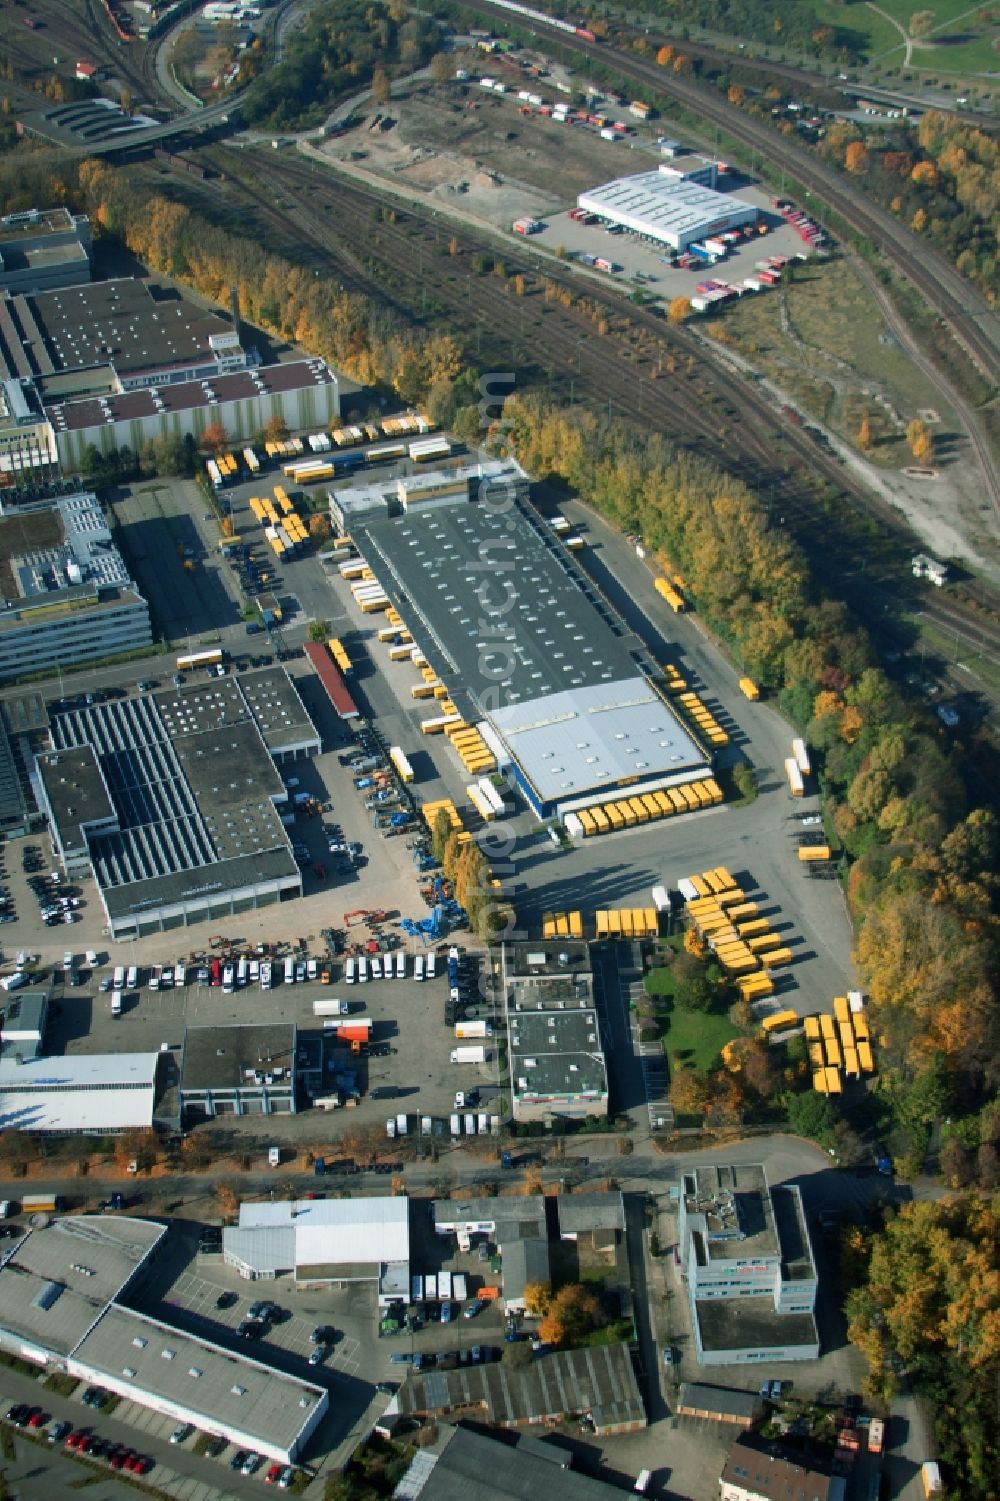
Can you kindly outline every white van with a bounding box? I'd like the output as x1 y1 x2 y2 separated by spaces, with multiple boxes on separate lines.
0 1201 11 1219
358 956 369 984
370 956 382 980
174 964 186 988
426 951 437 980
306 958 318 982
0 972 27 993
126 966 138 990
284 956 296 985
395 951 405 979
149 966 160 992
249 959 259 984
222 965 235 994
113 966 125 990
345 957 356 985
260 962 271 990
111 990 123 1017
414 954 425 982
237 958 248 988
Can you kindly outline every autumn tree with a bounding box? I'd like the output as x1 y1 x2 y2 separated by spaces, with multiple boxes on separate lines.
857 414 873 449
522 1281 551 1317
538 1284 603 1346
262 414 289 443
655 44 674 66
309 513 331 544
372 67 391 106
115 1130 156 1174
727 84 745 106
306 619 331 642
671 1067 709 1115
430 52 452 85
906 417 934 464
667 296 692 324
201 422 230 456
845 141 870 173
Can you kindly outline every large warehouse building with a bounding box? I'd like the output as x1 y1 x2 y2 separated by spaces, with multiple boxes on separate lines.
348 469 710 819
36 668 315 938
0 256 340 474
0 1215 327 1463
577 169 758 251
224 1196 410 1305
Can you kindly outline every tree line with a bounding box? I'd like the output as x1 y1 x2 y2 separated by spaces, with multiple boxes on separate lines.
498 393 998 1179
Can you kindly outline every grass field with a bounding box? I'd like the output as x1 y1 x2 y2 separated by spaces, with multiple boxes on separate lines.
704 258 951 460
812 0 998 73
660 1001 738 1074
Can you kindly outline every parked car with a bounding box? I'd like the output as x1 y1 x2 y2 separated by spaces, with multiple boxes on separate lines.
216 1290 237 1309
48 1420 72 1444
230 1449 249 1471
170 1422 193 1444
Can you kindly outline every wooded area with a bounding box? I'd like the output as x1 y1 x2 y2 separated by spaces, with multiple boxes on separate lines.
819 112 1000 303
843 1195 1000 1496
241 0 439 130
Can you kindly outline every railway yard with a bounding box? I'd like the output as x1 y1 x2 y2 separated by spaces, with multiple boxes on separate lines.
0 4 995 1498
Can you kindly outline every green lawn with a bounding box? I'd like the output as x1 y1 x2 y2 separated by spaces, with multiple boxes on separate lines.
661 1002 738 1074
811 0 997 72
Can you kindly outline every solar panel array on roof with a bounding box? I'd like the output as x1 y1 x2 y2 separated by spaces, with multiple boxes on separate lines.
51 697 216 888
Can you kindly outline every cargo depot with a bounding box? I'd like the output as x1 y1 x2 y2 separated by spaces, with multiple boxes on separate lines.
335 464 718 824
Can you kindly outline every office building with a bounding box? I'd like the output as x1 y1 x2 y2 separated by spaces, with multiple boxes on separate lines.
500 943 608 1123
179 1023 297 1122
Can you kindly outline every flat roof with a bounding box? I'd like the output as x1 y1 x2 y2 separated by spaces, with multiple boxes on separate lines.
502 1237 550 1303
0 713 27 825
236 1196 410 1268
399 1341 645 1432
303 640 359 720
355 492 640 708
180 1024 296 1093
408 1426 628 1501
235 665 319 753
490 677 706 808
694 1295 819 1354
47 687 298 917
678 1383 761 1419
1 279 232 382
578 172 756 237
683 1163 780 1263
433 1198 547 1240
503 941 592 978
71 1304 327 1453
0 1214 166 1357
0 988 49 1061
556 1192 625 1236
0 208 80 246
509 1007 608 1103
47 358 336 432
0 1052 159 1133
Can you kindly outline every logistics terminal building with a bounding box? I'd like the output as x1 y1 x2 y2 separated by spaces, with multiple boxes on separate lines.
346 466 710 820
0 1215 327 1463
36 668 317 939
577 170 757 252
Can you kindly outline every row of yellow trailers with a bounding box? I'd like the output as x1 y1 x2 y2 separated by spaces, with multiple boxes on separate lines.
542 911 584 939
677 691 729 748
654 575 685 613
575 778 723 838
684 868 790 1002
327 638 351 677
807 1000 875 1091
596 908 659 938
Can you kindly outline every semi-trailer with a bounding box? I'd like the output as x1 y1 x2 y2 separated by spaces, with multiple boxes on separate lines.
451 1045 487 1064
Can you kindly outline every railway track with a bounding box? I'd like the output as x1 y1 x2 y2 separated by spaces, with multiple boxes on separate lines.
176 143 999 685
455 0 1000 388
